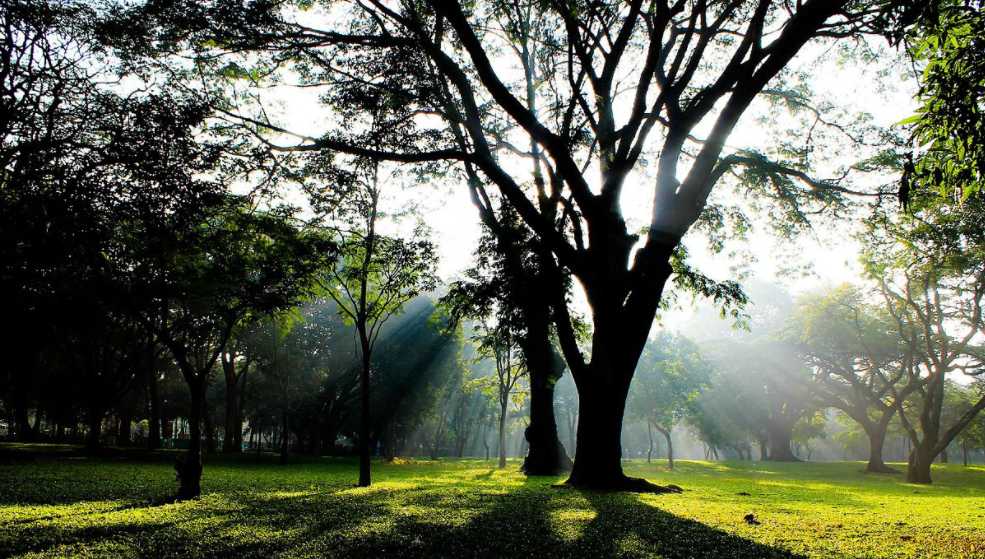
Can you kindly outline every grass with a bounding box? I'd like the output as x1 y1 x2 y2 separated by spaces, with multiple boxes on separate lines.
1 444 983 558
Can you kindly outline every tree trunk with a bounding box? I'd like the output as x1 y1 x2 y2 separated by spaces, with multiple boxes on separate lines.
657 426 674 470
565 376 640 489
767 421 799 462
863 421 897 474
498 401 508 469
223 378 241 453
177 382 205 499
520 318 572 475
757 436 768 461
357 345 371 487
962 444 969 467
646 421 653 464
939 449 949 464
906 446 934 484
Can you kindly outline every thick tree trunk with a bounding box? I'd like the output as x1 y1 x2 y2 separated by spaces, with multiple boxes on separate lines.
906 446 934 484
177 383 204 499
565 378 632 488
522 366 572 474
767 421 799 462
864 421 897 474
520 316 572 475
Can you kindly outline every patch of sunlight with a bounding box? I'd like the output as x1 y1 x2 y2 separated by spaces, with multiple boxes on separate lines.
616 533 650 556
550 509 597 542
0 500 126 523
260 490 317 500
337 481 419 495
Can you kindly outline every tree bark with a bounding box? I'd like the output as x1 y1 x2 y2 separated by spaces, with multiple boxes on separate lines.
357 341 371 487
767 421 799 462
522 358 572 474
657 426 674 470
646 421 654 464
498 400 508 469
863 419 897 474
519 299 572 475
221 354 244 453
906 446 934 484
566 376 633 488
177 381 204 499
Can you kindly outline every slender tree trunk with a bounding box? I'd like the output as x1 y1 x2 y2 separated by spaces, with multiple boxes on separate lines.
962 444 969 467
646 421 654 464
939 449 949 464
498 400 508 469
657 426 674 470
358 343 371 487
223 370 241 453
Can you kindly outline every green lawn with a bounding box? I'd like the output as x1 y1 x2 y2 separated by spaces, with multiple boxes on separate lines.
1 444 983 558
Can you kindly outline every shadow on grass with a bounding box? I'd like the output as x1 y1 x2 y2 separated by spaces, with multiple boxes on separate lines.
2 474 804 558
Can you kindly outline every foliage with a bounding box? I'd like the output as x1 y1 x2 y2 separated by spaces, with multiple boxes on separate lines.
899 1 985 202
628 332 710 432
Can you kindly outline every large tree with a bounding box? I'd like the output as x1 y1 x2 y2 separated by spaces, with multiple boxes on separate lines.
790 285 922 473
108 0 901 490
864 192 985 483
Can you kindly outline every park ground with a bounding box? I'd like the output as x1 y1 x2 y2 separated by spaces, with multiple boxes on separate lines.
0 444 983 558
